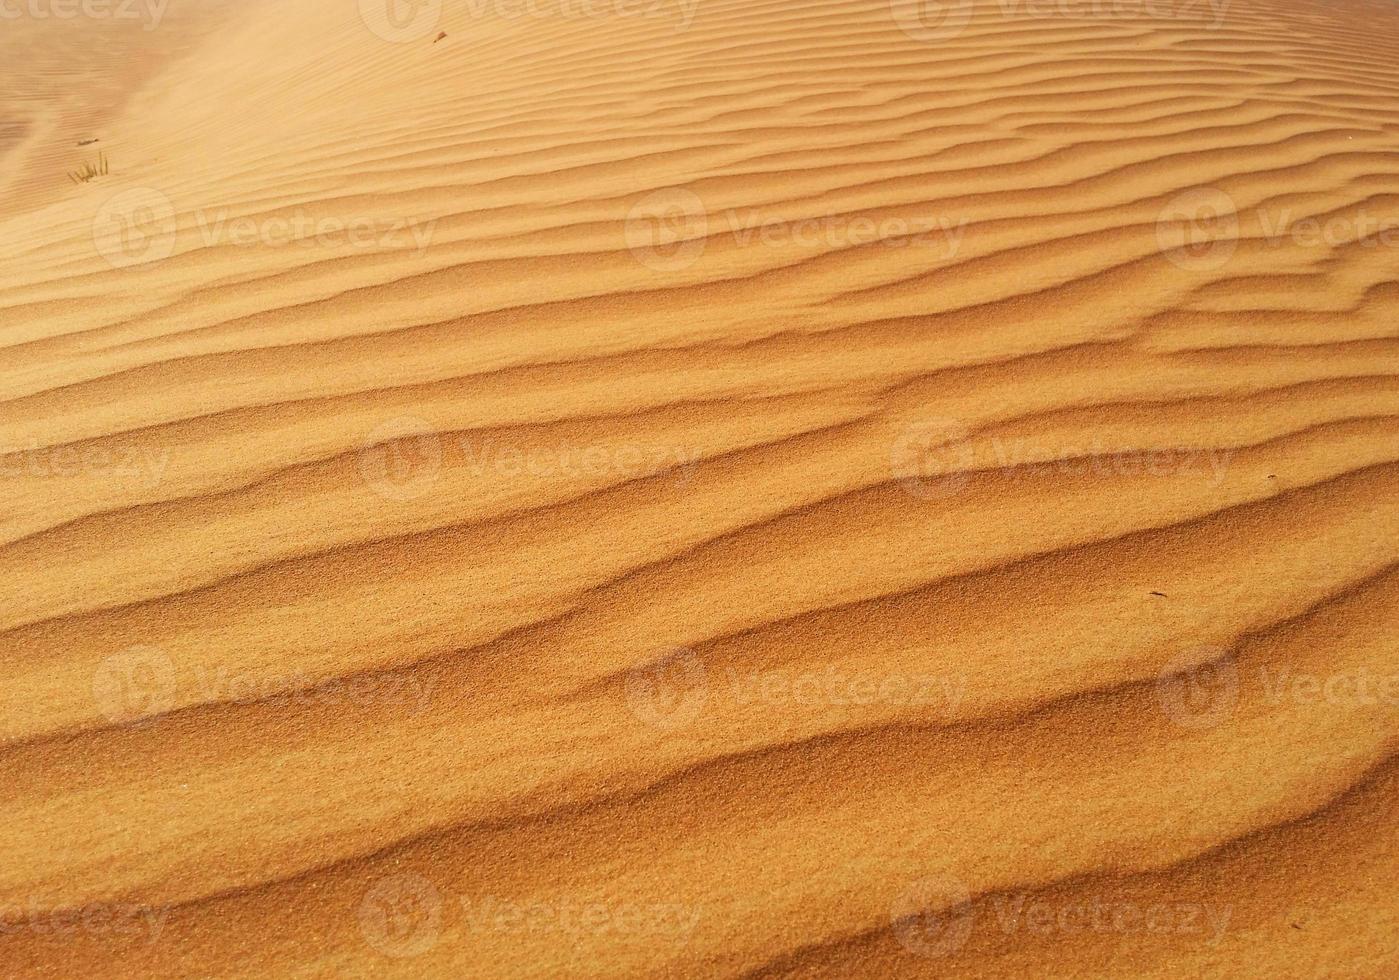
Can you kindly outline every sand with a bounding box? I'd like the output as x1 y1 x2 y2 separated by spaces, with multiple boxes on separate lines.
1 0 1397 975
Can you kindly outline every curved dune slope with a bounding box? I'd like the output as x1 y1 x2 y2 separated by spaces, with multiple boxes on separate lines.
1 0 1398 975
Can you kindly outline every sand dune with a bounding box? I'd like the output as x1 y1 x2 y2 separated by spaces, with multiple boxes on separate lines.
1 0 1397 975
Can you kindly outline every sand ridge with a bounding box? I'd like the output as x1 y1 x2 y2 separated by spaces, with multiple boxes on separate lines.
0 0 1397 975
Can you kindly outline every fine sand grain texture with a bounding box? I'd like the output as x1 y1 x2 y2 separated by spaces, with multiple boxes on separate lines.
1 0 1398 975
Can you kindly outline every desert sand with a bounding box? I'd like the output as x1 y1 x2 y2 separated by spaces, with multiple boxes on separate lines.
1 0 1397 975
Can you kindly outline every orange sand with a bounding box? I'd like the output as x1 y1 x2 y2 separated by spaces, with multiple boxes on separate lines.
1 0 1397 975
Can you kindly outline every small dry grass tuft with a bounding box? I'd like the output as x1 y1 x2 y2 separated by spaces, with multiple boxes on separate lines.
68 152 109 184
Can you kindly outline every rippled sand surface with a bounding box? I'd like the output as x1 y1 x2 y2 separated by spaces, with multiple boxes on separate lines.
1 0 1397 975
